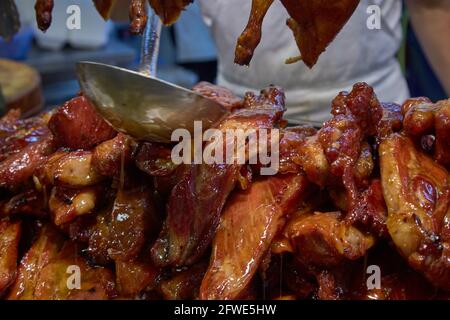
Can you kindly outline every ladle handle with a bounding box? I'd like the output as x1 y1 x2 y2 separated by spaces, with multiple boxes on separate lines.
139 7 162 77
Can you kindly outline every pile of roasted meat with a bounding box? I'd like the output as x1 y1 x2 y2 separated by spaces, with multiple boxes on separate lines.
0 81 449 300
31 0 360 68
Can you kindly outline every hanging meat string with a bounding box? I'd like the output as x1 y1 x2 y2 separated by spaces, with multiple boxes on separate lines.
30 0 360 68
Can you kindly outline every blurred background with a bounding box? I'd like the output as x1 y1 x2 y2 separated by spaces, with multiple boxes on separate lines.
0 0 447 117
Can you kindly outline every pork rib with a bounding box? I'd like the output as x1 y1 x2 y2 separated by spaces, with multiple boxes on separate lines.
151 86 286 267
200 174 309 300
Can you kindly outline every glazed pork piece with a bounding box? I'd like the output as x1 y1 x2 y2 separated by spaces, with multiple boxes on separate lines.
286 210 374 268
0 220 21 297
1 189 47 218
0 82 450 299
402 98 450 167
192 82 243 111
48 96 117 150
0 110 55 190
200 174 310 300
129 0 148 35
6 224 62 300
34 0 54 31
32 241 116 300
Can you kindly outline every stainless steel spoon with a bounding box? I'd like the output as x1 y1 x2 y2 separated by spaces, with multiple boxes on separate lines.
76 7 228 143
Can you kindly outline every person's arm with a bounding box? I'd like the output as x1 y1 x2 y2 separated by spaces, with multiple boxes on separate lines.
405 0 450 96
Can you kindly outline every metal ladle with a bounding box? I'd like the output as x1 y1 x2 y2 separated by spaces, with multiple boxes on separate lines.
76 7 228 143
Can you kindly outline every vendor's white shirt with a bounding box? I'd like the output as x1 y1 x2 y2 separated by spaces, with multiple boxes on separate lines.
199 0 410 121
